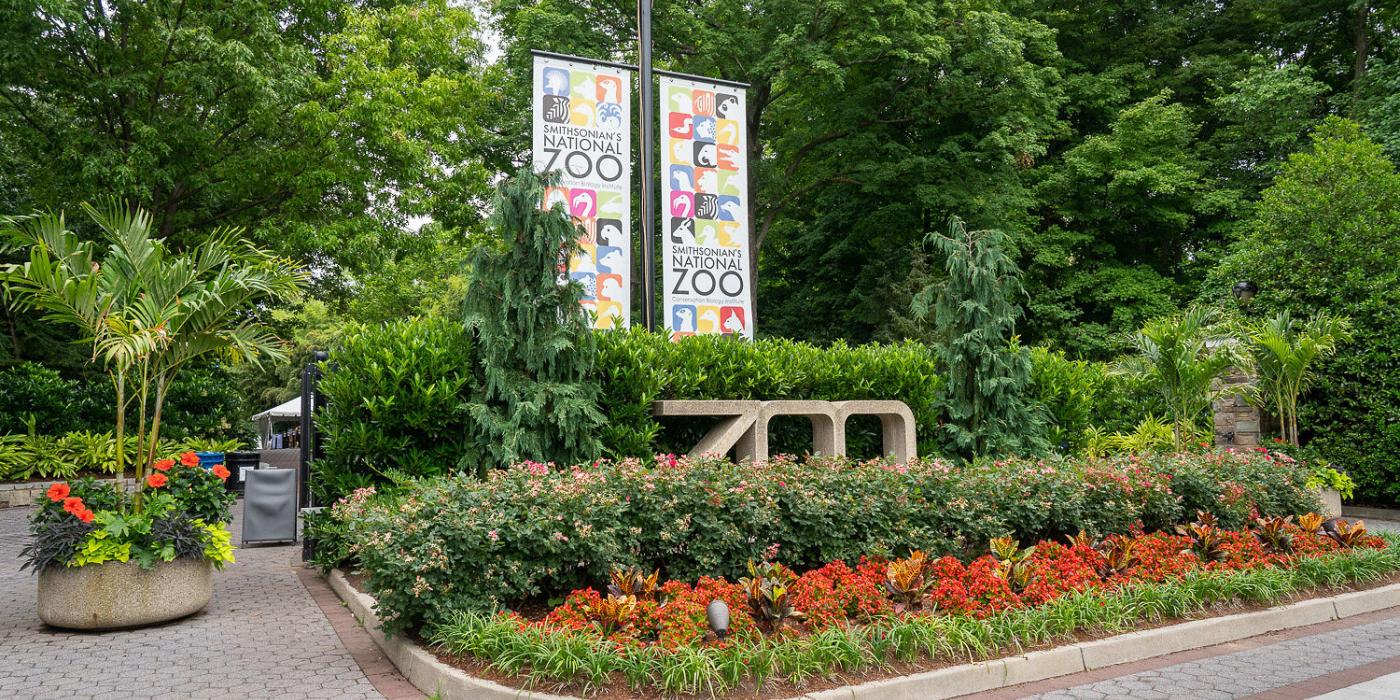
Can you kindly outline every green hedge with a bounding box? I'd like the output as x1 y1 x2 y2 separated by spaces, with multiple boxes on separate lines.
335 449 1316 634
312 322 943 500
312 321 1182 503
1028 347 1163 452
596 329 941 458
314 317 477 502
0 362 247 441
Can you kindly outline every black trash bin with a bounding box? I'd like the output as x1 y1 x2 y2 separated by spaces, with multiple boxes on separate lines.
225 451 261 495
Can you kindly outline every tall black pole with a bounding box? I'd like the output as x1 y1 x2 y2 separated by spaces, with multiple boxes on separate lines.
638 0 656 331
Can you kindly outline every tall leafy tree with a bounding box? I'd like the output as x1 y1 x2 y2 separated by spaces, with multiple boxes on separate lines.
1028 93 1213 358
488 0 1064 339
1205 118 1400 502
0 0 491 360
461 169 604 471
915 218 1043 460
1 200 305 506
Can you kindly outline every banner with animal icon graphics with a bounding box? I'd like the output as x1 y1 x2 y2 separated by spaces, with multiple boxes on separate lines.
659 75 752 339
532 55 631 330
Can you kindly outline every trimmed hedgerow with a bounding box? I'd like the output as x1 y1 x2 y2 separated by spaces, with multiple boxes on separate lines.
311 322 941 501
337 448 1316 635
594 329 942 459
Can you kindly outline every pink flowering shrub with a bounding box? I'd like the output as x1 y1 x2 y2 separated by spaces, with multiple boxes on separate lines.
345 448 1315 635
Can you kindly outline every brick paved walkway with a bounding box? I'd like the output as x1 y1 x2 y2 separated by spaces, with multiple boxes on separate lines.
1008 610 1400 699
0 503 389 699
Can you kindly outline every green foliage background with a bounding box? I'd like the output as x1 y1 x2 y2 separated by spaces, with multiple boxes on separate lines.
2 1 1398 498
0 362 246 441
1204 119 1400 503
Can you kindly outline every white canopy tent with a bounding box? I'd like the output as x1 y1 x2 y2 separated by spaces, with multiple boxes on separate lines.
251 397 301 448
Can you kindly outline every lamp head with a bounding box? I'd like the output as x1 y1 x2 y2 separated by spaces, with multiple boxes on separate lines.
1232 281 1258 304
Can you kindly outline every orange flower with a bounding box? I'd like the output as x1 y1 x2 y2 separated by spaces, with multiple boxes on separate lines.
146 472 169 488
75 508 95 523
153 459 175 472
212 464 231 481
47 482 70 502
179 452 200 467
62 496 85 515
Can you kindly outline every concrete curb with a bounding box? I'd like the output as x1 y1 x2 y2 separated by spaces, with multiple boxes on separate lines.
327 570 1400 700
326 569 575 700
1343 505 1400 522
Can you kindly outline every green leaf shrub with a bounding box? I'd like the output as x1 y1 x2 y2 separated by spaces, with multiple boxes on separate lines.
340 449 1315 634
314 317 477 502
0 362 245 441
0 431 241 482
1028 347 1164 452
596 330 942 459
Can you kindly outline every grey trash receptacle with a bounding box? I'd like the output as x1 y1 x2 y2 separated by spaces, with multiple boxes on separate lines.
242 468 297 545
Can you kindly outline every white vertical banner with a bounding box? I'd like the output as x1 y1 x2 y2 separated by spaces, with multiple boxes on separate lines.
532 55 631 330
659 75 753 339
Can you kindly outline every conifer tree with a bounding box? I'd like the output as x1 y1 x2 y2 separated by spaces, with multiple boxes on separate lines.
914 217 1045 460
461 168 604 472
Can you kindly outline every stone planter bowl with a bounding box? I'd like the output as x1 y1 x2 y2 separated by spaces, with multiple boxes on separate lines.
38 558 213 630
1318 488 1343 519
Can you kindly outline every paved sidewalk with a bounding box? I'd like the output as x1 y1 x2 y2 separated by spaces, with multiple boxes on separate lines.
0 502 392 699
1010 610 1400 699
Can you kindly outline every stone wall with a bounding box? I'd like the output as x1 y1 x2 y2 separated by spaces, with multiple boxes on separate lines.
1212 368 1275 448
1213 369 1260 448
0 478 138 508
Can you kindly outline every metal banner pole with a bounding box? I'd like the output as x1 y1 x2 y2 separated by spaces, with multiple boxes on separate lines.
638 0 657 331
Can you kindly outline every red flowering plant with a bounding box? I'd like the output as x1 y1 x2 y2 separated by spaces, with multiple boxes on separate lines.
21 451 236 573
476 512 1387 653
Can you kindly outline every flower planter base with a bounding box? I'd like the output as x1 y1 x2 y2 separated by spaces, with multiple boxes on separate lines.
1319 488 1343 518
37 558 213 630
325 568 1400 700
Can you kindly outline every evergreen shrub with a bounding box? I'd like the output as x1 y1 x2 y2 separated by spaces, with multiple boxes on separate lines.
337 448 1315 634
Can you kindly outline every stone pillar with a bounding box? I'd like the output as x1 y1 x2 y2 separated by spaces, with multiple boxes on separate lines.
1212 369 1260 448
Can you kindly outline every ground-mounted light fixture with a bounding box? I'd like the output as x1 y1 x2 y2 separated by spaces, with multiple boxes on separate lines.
707 599 730 639
1232 280 1258 305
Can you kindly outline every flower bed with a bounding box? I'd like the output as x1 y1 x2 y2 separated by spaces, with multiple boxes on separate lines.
324 448 1317 635
21 451 237 572
427 517 1396 697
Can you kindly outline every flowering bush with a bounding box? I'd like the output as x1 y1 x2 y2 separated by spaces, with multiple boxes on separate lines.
340 447 1316 635
21 452 237 572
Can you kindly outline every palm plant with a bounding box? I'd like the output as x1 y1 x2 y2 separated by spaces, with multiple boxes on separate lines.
1 200 306 510
1121 306 1238 451
1241 311 1352 446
